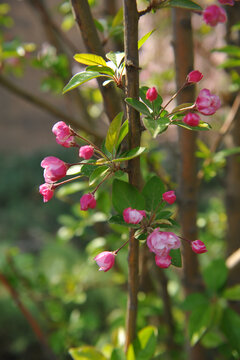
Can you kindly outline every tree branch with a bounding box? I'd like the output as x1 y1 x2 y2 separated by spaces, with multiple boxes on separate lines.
70 0 122 122
0 74 105 140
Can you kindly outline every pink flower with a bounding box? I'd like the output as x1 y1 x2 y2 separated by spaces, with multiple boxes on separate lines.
218 0 234 5
196 88 221 116
146 87 158 102
39 183 54 202
147 229 180 257
123 207 146 224
191 240 207 254
162 191 176 205
203 5 227 27
183 113 200 127
79 145 94 160
94 251 115 272
155 254 172 268
187 70 203 84
80 193 96 211
41 156 68 183
52 121 75 148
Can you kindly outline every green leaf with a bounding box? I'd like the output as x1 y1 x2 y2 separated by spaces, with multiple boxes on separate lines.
69 346 107 360
219 59 240 68
222 284 240 301
105 112 124 153
74 53 107 66
108 214 139 228
106 51 125 68
127 326 157 360
138 30 155 50
171 120 211 131
182 293 209 311
213 147 240 161
143 117 170 138
142 176 165 212
63 71 102 93
202 259 228 292
113 147 146 163
212 45 240 58
189 304 214 346
81 163 97 177
86 65 115 76
112 179 145 213
89 166 109 186
110 348 126 360
221 308 240 354
112 7 123 27
169 248 182 268
116 120 129 149
167 0 202 11
201 330 224 349
125 98 151 116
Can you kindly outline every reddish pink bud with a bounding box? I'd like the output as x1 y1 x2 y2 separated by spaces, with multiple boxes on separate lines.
123 207 146 224
79 145 94 160
218 0 234 5
146 87 158 102
191 240 207 254
80 193 96 211
41 156 68 183
203 5 227 27
147 229 180 257
94 251 115 272
155 254 172 268
52 121 75 148
39 183 54 202
187 70 203 84
162 191 176 204
183 113 200 127
196 88 221 116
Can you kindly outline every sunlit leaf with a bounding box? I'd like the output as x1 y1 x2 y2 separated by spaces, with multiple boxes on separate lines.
105 112 124 153
138 29 155 50
74 53 107 66
63 71 102 93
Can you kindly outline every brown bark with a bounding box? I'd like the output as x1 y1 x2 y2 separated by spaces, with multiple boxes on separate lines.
123 0 142 351
70 0 122 122
172 9 206 360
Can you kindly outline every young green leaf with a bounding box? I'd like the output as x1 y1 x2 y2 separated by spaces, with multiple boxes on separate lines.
69 346 107 360
106 51 125 68
138 29 155 50
127 326 157 360
221 308 240 354
171 120 211 131
74 53 107 66
222 284 240 301
188 304 214 346
125 98 151 116
142 176 165 212
143 117 170 138
112 179 145 213
112 6 123 27
63 71 102 93
203 259 228 292
89 166 109 187
113 147 146 163
166 0 202 11
116 120 129 149
105 112 123 153
86 65 115 76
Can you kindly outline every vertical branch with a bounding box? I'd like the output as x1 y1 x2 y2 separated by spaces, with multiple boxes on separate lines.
172 9 206 360
123 0 142 351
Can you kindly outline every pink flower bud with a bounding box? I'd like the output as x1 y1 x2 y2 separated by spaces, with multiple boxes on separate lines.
39 183 54 202
187 70 203 84
162 190 176 204
196 88 221 116
218 0 234 5
155 254 172 268
41 156 68 183
123 207 146 224
94 251 115 272
52 121 75 148
79 145 94 160
191 240 207 254
183 113 200 127
203 5 227 27
147 229 180 257
146 87 158 102
80 193 96 211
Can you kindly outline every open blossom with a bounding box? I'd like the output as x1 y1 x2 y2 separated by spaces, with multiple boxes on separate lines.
162 191 176 205
79 145 94 160
191 240 207 254
80 193 96 211
123 207 146 224
39 183 54 202
146 87 158 102
52 121 75 148
147 229 180 257
186 70 203 84
41 156 68 183
203 5 227 27
94 251 115 272
155 254 172 269
196 89 221 116
183 113 200 127
218 0 234 5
